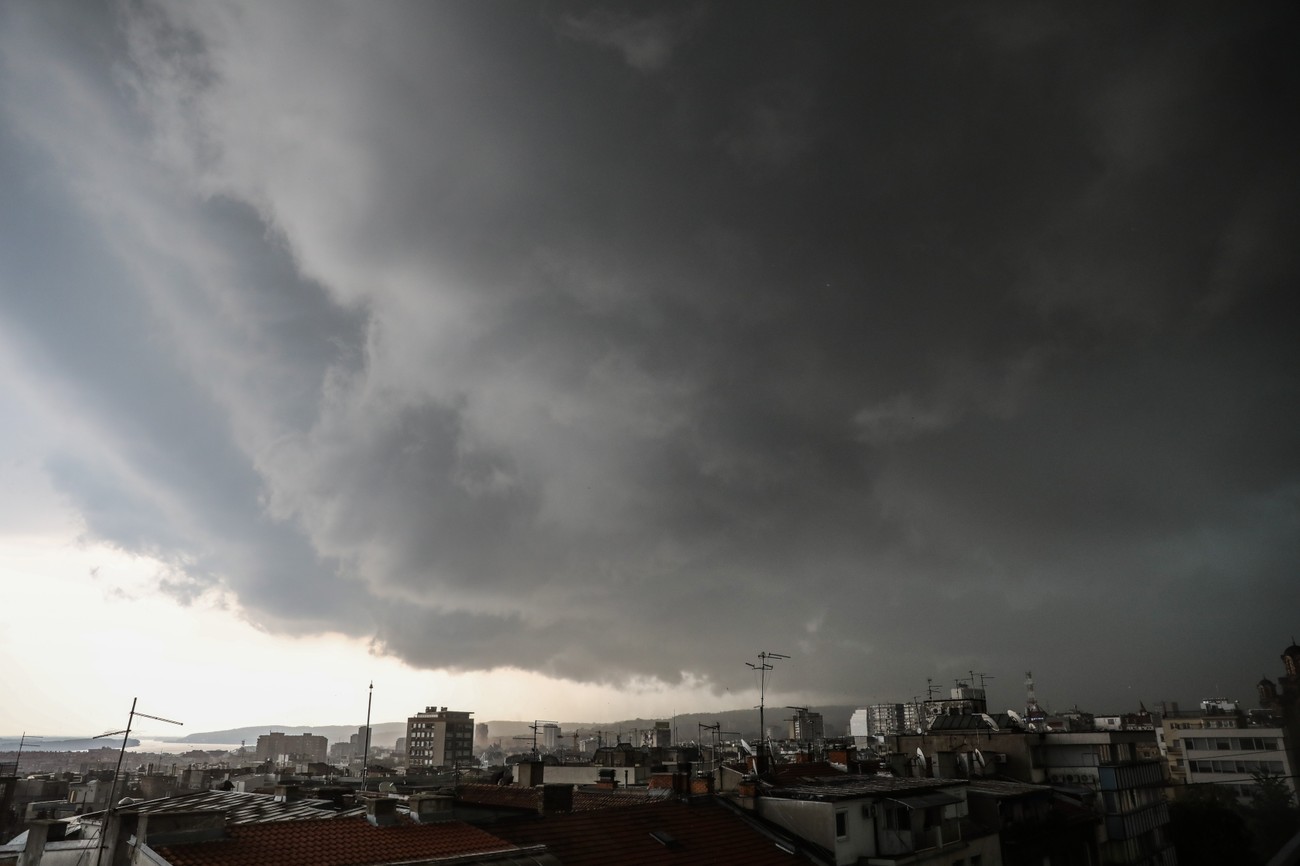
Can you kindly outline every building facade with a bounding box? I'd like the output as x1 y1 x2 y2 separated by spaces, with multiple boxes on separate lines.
254 732 327 763
406 706 475 770
788 709 824 742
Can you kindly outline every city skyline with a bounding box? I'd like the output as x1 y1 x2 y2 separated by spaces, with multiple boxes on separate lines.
2 2 1297 737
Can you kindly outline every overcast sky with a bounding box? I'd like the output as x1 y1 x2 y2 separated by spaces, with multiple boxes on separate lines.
2 1 1297 737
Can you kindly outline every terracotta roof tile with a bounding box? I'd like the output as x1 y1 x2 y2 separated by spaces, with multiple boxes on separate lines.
456 784 539 810
151 816 522 866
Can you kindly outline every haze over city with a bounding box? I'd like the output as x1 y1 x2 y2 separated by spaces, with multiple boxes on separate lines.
1 1 1297 739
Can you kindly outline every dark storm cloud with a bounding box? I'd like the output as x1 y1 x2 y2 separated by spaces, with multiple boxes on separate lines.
2 0 1297 711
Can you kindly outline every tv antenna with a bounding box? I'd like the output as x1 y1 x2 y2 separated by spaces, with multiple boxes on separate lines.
361 682 373 792
746 650 789 760
94 698 182 865
11 732 42 777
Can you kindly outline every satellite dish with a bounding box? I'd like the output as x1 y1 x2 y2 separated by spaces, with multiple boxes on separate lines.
915 747 925 762
974 748 986 767
1006 709 1024 726
979 713 999 732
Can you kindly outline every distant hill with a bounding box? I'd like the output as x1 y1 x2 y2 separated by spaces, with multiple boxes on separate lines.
0 737 139 752
157 705 862 749
165 722 407 747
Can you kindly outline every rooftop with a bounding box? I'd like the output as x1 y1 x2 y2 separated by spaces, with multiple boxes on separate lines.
455 783 674 813
150 816 535 866
86 790 343 825
765 774 966 802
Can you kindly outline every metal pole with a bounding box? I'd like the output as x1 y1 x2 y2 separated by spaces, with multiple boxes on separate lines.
362 682 373 792
13 732 40 777
92 700 181 866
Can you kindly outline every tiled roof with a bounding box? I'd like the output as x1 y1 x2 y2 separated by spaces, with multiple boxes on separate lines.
74 790 341 830
456 784 538 811
492 799 817 866
151 816 528 866
572 789 673 811
114 790 341 824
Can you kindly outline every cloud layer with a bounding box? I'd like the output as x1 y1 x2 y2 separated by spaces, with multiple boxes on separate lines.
2 1 1297 712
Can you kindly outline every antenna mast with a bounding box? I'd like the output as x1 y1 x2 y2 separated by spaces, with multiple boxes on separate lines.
94 698 182 866
12 732 41 777
1025 671 1043 719
746 650 790 761
361 682 373 792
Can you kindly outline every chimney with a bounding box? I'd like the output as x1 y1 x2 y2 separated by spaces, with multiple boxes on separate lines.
538 784 574 816
273 784 305 802
515 761 545 787
366 797 400 827
409 794 454 823
21 819 67 866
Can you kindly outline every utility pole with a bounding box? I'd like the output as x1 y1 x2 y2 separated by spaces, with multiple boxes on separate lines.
746 650 789 762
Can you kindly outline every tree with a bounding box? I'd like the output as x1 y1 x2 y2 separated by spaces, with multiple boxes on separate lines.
1169 785 1258 866
1246 771 1300 862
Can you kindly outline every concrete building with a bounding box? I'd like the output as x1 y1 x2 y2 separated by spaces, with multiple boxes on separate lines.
747 775 1000 866
349 726 372 761
849 708 870 742
966 779 1099 866
925 685 988 721
787 708 824 743
1161 699 1295 800
253 732 327 764
862 702 922 736
405 706 474 770
886 722 1175 865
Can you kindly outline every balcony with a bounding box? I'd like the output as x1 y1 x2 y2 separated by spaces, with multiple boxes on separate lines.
877 819 962 856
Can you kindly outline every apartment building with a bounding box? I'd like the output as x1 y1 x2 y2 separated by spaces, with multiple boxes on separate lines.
405 706 475 770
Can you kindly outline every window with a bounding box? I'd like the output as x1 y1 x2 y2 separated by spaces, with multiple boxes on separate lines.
835 811 848 839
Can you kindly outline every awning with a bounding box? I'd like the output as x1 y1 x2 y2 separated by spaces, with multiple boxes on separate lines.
886 791 963 810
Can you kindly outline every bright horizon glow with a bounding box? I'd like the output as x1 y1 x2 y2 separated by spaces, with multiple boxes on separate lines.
0 527 756 738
